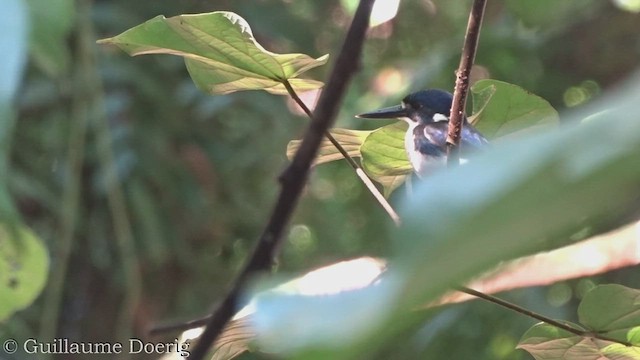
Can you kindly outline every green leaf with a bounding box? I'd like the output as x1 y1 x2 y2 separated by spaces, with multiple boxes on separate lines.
518 322 640 360
578 285 640 344
98 12 328 95
517 322 585 360
0 223 49 321
211 318 254 360
469 79 559 139
360 122 412 196
517 285 640 359
286 128 371 165
285 81 556 197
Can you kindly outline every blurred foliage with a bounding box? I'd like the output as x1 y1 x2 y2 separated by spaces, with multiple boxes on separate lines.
252 74 640 358
1 0 639 359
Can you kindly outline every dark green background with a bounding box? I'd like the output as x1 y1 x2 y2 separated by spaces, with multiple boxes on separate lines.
3 0 640 359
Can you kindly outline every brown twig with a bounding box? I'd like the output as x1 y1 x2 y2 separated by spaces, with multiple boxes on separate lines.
283 80 401 226
456 286 633 347
444 0 632 351
188 1 376 358
446 0 487 166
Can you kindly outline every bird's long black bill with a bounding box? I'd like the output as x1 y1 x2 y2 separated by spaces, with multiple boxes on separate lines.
356 104 407 119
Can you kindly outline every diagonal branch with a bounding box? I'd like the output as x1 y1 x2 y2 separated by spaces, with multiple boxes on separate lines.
456 286 632 347
283 80 401 226
446 0 487 166
187 1 376 359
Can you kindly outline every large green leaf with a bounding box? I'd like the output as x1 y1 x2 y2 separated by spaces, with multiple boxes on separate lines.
469 79 559 139
0 223 49 321
286 81 556 197
250 77 640 358
360 122 412 196
517 322 640 360
286 128 371 166
578 285 640 344
517 285 640 360
98 12 328 95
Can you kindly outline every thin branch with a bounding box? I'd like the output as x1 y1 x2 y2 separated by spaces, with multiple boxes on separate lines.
456 286 633 347
446 0 487 166
283 80 401 226
188 1 376 359
448 0 632 349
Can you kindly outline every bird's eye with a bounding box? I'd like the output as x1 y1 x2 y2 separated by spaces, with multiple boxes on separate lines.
404 102 418 110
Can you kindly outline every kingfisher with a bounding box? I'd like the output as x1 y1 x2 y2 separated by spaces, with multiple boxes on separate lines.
356 89 488 178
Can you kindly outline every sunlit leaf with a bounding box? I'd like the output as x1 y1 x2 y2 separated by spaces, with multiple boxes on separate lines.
286 128 371 165
517 285 640 360
98 12 329 95
578 285 640 344
210 318 254 360
436 222 640 305
517 322 640 360
612 0 640 13
469 79 559 139
0 224 49 321
360 122 412 196
178 258 387 360
253 258 392 356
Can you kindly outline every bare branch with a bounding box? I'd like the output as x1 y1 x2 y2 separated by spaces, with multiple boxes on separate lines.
447 0 487 165
456 286 632 347
283 80 401 226
188 1 376 358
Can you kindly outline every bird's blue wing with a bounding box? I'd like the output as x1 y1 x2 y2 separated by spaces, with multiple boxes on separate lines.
416 124 447 157
461 126 489 150
422 122 488 155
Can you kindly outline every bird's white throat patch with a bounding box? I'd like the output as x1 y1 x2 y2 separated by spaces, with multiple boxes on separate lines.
432 113 449 122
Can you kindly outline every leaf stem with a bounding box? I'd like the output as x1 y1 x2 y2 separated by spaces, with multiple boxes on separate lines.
456 286 633 347
446 0 487 166
282 80 401 226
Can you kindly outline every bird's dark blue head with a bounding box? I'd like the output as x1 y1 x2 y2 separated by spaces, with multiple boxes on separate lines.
357 89 456 124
